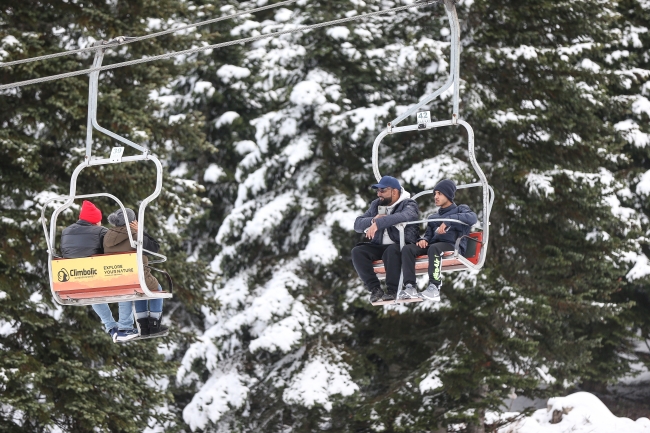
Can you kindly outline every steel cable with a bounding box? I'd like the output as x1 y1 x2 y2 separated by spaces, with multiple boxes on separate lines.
0 0 299 68
0 0 440 91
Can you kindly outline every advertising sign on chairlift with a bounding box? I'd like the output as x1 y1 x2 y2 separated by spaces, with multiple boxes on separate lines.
417 111 431 129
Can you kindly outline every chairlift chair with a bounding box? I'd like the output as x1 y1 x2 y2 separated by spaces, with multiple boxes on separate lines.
369 0 494 305
41 42 173 307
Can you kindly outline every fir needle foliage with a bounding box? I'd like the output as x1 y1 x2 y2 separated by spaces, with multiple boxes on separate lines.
0 0 211 431
1 0 650 432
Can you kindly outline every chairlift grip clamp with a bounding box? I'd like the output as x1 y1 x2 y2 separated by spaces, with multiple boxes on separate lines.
452 113 458 125
386 122 393 134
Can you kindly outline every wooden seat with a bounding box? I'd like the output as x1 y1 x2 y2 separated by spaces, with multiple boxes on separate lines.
373 232 483 278
51 252 168 301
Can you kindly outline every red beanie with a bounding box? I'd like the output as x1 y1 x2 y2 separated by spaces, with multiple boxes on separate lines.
79 200 102 224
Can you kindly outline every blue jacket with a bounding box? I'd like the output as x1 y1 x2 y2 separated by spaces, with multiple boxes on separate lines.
421 204 478 255
354 193 420 245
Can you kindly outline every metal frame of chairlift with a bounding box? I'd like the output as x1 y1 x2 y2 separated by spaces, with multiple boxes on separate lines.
371 0 494 303
41 41 172 306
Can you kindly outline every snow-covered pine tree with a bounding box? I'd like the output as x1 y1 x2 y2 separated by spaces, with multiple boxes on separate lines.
175 0 646 431
0 1 211 431
605 0 650 389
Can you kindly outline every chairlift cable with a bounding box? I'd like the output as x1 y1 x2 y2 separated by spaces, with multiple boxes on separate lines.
0 0 299 68
0 0 440 92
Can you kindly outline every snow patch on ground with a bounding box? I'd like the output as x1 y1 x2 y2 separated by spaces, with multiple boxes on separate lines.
499 392 650 433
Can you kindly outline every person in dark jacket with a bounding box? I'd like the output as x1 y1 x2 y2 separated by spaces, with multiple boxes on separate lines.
60 201 137 342
351 176 420 303
60 200 108 258
103 207 168 338
400 179 477 302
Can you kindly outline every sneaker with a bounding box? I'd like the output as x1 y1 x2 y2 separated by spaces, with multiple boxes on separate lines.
398 283 420 300
108 327 118 341
114 328 139 342
421 281 441 301
381 291 396 302
369 287 385 303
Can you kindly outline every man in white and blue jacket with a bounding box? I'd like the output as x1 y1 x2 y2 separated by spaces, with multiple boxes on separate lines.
352 176 420 303
400 179 477 302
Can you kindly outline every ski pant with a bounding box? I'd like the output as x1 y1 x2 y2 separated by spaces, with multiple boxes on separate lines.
351 243 401 295
401 242 455 286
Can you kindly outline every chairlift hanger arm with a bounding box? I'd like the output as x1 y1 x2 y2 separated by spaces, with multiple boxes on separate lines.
388 0 461 129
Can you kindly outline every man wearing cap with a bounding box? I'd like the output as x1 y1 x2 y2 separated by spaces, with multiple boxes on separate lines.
400 179 477 302
352 176 420 303
60 201 137 342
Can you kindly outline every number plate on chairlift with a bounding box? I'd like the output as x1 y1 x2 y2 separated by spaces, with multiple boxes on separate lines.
417 111 431 129
110 146 125 163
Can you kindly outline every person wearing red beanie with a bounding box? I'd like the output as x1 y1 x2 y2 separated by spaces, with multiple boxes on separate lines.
60 200 138 342
79 200 102 224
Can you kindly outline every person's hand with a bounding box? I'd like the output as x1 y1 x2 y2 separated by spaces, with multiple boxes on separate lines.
366 222 378 239
436 222 448 234
129 220 139 232
417 239 428 248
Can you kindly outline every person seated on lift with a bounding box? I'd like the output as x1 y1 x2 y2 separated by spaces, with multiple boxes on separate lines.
399 179 477 302
104 207 169 338
352 176 420 303
60 200 139 342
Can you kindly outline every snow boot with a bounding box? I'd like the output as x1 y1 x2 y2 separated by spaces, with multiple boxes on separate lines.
137 317 150 336
148 316 169 337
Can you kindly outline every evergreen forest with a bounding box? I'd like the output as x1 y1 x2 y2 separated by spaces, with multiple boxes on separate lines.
1 0 650 432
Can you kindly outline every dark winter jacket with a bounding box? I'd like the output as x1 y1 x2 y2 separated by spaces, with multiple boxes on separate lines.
60 220 108 259
354 191 420 245
421 204 478 255
103 226 160 291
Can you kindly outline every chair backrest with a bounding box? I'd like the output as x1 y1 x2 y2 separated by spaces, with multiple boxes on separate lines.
463 232 483 265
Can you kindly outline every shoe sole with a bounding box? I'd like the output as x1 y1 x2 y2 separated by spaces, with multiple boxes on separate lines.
371 299 396 306
114 333 140 343
116 330 169 343
395 297 424 304
421 294 441 301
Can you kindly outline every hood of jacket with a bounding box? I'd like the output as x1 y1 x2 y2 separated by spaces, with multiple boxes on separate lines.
385 188 411 211
103 226 133 249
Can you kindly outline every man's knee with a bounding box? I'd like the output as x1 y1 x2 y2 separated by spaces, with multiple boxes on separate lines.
382 244 400 259
351 245 366 261
428 243 446 256
401 243 419 257
351 246 372 268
